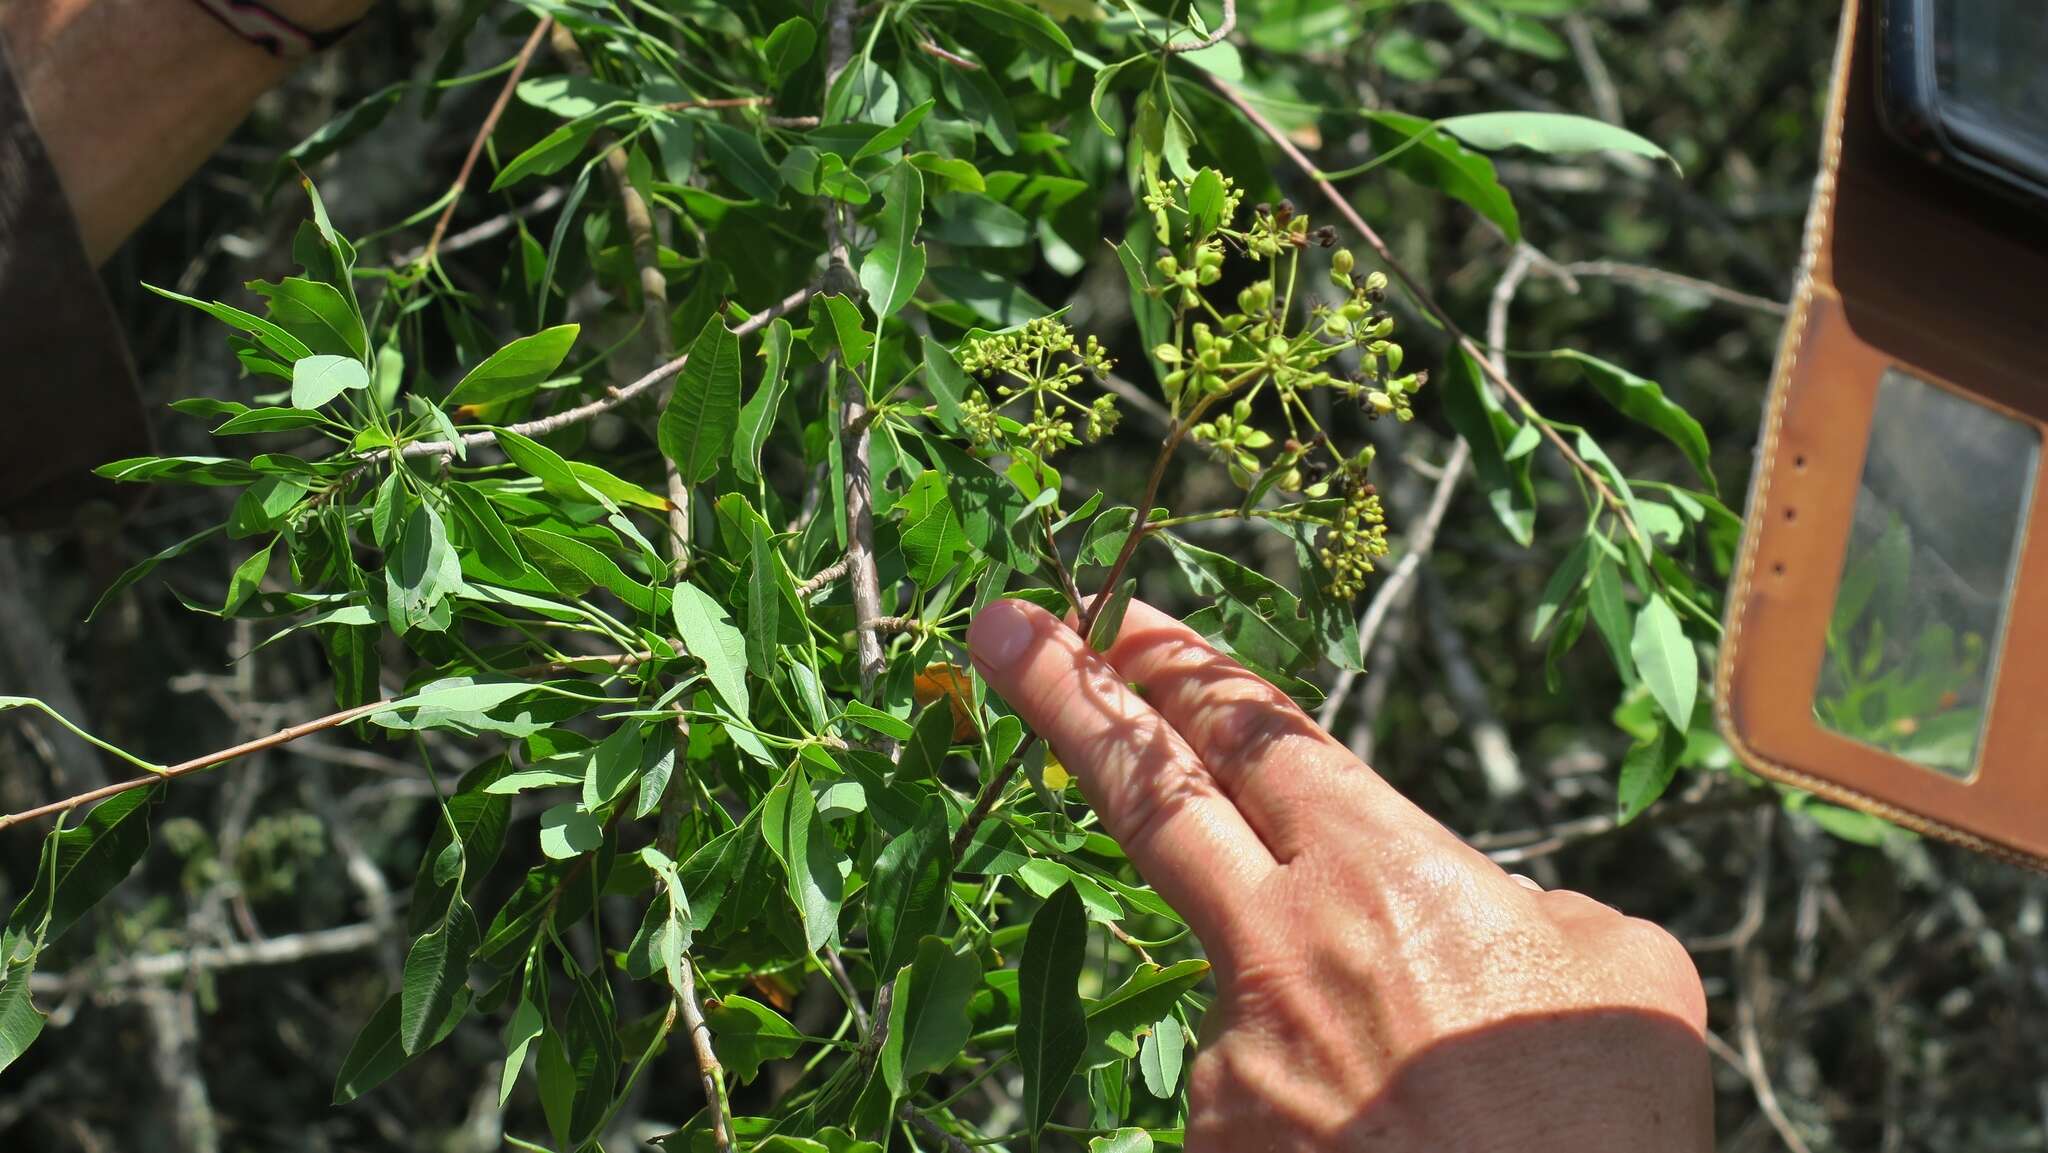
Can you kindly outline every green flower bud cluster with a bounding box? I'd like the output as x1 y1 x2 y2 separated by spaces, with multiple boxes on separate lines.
952 315 1119 459
1319 455 1391 602
1188 398 1277 486
1154 242 1225 310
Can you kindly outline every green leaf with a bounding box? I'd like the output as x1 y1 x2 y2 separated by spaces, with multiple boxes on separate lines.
291 354 370 410
760 768 843 953
851 99 936 163
882 936 981 1095
734 318 794 484
1631 593 1697 729
811 293 874 371
922 339 971 433
144 283 312 362
763 17 817 85
1082 959 1210 1065
518 75 629 118
582 721 647 810
1439 112 1675 169
89 525 223 621
332 988 470 1104
672 582 750 717
1617 722 1685 824
1138 1012 1185 1098
955 0 1075 54
492 118 605 190
1441 349 1536 545
4 786 160 955
1530 537 1593 641
1363 112 1520 241
400 862 478 1054
385 501 463 633
898 470 972 586
1554 350 1714 492
1017 884 1090 1142
249 277 368 361
704 994 803 1084
1446 0 1568 57
445 325 581 407
661 317 744 486
701 122 782 202
859 163 927 319
0 959 44 1075
924 193 1030 248
539 803 603 859
1587 551 1635 683
867 801 951 978
1090 1131 1155 1153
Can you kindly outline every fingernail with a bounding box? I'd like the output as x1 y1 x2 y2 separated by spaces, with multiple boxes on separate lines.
969 600 1035 670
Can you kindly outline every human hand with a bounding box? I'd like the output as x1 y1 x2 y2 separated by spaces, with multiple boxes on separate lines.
968 598 1712 1152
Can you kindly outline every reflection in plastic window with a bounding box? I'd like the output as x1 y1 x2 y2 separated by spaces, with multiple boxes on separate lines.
1813 367 2038 777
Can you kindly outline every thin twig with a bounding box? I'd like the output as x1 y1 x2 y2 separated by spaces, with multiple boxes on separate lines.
1206 74 1647 552
659 96 773 111
950 735 1040 858
372 285 812 462
391 186 564 268
898 1104 974 1153
1561 260 1788 317
676 957 734 1153
420 17 554 265
795 556 851 599
28 922 386 995
1162 0 1236 53
0 699 390 832
916 39 981 70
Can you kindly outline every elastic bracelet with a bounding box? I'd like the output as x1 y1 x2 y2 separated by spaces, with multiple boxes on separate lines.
185 0 362 60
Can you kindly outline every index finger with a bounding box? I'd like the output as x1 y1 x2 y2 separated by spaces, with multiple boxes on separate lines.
967 599 1274 943
1092 599 1441 860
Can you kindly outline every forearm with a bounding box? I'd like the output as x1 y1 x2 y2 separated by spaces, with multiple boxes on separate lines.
0 0 370 264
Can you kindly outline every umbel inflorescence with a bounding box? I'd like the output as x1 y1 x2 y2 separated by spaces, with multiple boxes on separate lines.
953 172 1422 602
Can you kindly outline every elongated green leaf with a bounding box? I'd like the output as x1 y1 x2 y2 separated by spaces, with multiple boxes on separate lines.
1017 884 1089 1141
1617 722 1686 823
1530 537 1593 641
867 802 951 978
882 936 980 1094
672 581 750 717
956 0 1074 54
400 848 477 1055
898 470 971 586
1363 112 1519 241
1090 1131 1155 1153
4 786 160 954
733 318 793 484
660 317 743 486
333 988 471 1103
1440 112 1675 169
759 769 843 953
144 283 312 362
1555 350 1714 491
445 325 580 407
539 803 604 859
859 163 926 319
0 959 44 1075
1441 349 1536 545
1631 593 1697 729
292 354 370 410
1587 552 1635 683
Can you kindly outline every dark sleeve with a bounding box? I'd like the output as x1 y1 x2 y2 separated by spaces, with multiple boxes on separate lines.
0 35 149 532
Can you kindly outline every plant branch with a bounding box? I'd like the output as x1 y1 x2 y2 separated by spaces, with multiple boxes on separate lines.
1162 0 1235 53
1075 423 1187 640
28 922 385 995
0 699 391 832
676 954 735 1153
371 284 812 463
419 17 554 266
550 23 690 569
1206 74 1647 552
822 0 889 707
949 734 1040 858
795 556 851 599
